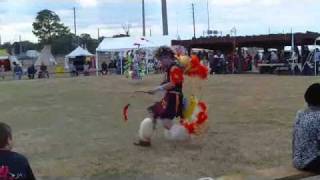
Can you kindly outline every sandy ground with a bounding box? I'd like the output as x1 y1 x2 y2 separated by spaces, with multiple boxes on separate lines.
0 74 318 179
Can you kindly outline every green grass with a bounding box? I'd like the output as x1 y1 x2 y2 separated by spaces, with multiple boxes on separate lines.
0 75 318 178
0 49 8 56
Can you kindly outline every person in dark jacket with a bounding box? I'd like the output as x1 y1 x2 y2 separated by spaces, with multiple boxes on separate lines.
13 63 23 80
101 62 108 75
0 122 36 180
27 65 36 79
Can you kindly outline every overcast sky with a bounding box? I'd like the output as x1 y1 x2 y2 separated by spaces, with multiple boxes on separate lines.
0 0 319 43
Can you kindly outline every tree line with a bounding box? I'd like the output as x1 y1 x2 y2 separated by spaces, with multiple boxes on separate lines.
0 9 103 55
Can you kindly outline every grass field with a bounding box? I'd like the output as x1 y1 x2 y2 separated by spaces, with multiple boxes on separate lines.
0 75 318 179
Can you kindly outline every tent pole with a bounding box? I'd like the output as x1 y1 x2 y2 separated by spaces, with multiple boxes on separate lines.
121 54 123 75
96 51 99 76
145 58 149 75
315 61 317 76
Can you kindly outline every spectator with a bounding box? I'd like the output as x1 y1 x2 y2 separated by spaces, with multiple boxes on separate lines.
254 53 260 68
233 53 241 73
13 63 23 80
208 52 215 75
262 52 271 63
38 63 49 79
83 62 90 76
293 83 320 172
27 65 36 80
244 54 253 71
69 63 78 77
0 122 36 180
302 46 310 65
0 65 5 80
226 54 234 73
218 51 226 74
213 52 220 74
101 62 108 75
108 61 113 74
270 51 279 63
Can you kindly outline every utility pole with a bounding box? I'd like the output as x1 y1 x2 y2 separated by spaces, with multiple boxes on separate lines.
206 0 210 34
192 3 196 39
98 28 100 39
73 7 80 46
161 0 168 35
73 7 77 36
19 35 22 55
142 0 146 36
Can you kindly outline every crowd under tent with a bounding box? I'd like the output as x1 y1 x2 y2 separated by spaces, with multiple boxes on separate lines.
95 36 174 75
65 46 94 70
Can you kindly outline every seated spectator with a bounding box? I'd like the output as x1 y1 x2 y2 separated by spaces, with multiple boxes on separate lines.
0 122 36 180
293 83 320 172
101 62 108 75
270 51 279 63
38 63 49 79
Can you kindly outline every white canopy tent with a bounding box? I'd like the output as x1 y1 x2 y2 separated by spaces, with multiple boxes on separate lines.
65 46 94 69
95 36 174 75
97 37 139 52
26 50 40 59
66 46 93 58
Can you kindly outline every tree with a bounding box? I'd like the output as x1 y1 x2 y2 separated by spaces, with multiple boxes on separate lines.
51 34 76 55
32 9 71 44
0 42 12 54
79 33 91 45
112 34 129 38
12 41 38 55
79 34 99 53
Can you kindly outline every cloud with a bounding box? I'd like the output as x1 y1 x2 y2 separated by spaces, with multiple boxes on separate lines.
76 0 97 7
0 0 319 43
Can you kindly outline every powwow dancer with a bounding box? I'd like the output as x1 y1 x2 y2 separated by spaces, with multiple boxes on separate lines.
124 49 146 80
134 46 185 147
126 46 209 147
